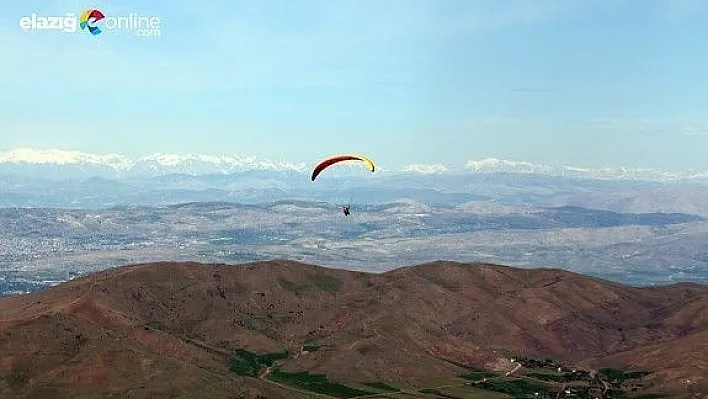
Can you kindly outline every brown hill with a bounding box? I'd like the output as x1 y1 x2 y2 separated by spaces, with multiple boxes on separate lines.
0 260 706 398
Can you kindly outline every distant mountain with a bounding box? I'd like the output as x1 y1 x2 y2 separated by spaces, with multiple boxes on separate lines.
0 148 309 178
542 186 708 217
0 260 705 398
466 158 708 182
3 149 708 215
2 148 708 182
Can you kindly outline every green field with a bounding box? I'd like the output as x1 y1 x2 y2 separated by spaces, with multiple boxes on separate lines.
458 371 500 382
229 348 289 377
226 350 659 399
268 371 374 398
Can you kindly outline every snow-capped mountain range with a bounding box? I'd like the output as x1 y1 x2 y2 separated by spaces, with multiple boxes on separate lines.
465 158 708 182
0 148 308 175
0 148 706 182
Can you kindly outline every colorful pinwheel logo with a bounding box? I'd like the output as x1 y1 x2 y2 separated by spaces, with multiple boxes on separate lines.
79 9 105 35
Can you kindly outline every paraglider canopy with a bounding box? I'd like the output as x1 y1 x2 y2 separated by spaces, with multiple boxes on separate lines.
310 154 375 181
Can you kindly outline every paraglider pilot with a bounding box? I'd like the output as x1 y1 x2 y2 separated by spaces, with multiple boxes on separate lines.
342 205 350 216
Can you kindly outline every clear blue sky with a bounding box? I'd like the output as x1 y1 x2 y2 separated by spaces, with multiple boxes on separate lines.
1 0 707 172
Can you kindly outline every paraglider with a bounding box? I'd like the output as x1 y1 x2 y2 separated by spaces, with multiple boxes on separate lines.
311 154 376 216
310 154 375 181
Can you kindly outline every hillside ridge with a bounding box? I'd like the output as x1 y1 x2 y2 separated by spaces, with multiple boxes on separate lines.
1 260 706 398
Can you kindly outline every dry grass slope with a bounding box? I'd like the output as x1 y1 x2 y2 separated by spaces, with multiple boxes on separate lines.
0 260 706 398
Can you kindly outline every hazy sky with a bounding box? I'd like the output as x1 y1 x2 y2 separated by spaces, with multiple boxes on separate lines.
1 0 707 171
